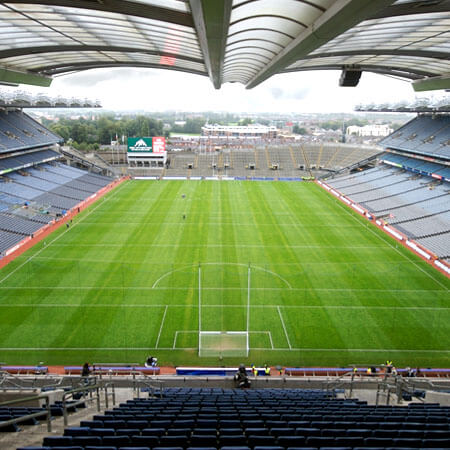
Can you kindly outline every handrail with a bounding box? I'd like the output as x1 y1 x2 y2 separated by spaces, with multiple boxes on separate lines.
62 381 101 426
92 363 140 379
103 381 116 409
324 370 354 397
0 393 52 432
135 376 164 399
0 374 68 391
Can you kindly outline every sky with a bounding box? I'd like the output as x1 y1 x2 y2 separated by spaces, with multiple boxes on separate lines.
10 66 445 113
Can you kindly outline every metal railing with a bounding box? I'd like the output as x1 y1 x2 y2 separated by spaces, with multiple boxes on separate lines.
134 376 164 399
0 393 52 432
62 379 101 426
324 370 354 398
103 381 116 409
0 373 68 391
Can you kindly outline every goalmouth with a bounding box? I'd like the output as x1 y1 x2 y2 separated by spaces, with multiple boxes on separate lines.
198 331 249 358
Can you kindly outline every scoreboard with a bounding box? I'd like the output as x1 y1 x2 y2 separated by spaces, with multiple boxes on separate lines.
127 136 167 168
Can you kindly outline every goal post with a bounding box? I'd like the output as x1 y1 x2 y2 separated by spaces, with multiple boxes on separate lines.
198 331 249 357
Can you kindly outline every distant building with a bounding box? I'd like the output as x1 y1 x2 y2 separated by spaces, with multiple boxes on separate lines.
346 124 393 137
202 124 277 139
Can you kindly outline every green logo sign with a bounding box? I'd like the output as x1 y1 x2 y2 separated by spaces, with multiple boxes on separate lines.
127 137 153 152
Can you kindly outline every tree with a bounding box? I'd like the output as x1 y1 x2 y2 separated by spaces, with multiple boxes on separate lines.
293 125 307 135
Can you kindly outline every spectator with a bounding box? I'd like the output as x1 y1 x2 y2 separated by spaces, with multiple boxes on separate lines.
145 356 157 367
81 362 90 377
234 364 251 389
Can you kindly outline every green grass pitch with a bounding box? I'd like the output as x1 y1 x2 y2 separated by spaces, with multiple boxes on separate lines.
0 180 448 368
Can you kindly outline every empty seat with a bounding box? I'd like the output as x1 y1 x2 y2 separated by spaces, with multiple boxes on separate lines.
219 434 247 446
190 434 217 447
159 435 189 448
72 436 102 447
247 434 277 446
270 427 295 437
90 427 115 437
131 435 160 447
305 436 336 446
142 427 166 436
103 434 131 446
42 436 73 447
276 435 307 447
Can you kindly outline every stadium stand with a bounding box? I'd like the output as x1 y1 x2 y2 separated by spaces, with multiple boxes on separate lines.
0 109 115 259
0 160 114 256
381 115 450 160
0 111 60 153
164 144 381 179
325 114 450 265
23 387 450 450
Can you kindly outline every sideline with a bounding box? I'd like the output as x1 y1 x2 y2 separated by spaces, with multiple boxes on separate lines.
0 179 129 284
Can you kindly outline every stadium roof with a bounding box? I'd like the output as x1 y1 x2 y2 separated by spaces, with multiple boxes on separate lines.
0 0 449 91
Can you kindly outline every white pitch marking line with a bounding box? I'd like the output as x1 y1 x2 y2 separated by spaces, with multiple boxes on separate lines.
251 331 274 350
152 262 292 289
173 331 178 350
269 331 274 350
0 347 447 353
1 286 444 294
0 304 447 311
155 305 168 349
277 306 292 350
172 330 197 350
0 180 128 286
49 243 384 249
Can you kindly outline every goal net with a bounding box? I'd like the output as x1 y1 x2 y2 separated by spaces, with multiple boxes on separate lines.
198 331 249 357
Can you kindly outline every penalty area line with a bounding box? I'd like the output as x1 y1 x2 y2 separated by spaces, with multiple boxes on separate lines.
0 347 448 353
155 305 168 349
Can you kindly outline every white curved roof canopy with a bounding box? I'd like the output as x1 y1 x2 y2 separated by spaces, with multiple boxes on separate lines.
0 0 449 91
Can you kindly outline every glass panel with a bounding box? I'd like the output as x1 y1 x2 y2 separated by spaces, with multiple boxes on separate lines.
231 0 330 25
229 16 304 38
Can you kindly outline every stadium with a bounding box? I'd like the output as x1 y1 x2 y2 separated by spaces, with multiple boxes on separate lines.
0 1 449 449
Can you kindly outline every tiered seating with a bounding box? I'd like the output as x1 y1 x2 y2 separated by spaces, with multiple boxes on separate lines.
0 162 113 255
23 387 450 450
0 111 60 153
381 115 450 160
382 153 450 180
326 164 450 259
0 150 60 172
0 406 47 432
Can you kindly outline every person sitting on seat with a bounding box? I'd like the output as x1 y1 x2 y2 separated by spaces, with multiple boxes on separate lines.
145 356 158 367
234 364 251 389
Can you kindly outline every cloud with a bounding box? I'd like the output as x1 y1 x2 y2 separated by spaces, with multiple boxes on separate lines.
12 65 440 113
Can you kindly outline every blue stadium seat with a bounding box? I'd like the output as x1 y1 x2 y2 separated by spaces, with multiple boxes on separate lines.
42 436 73 447
90 427 115 437
247 434 277 446
103 434 131 446
72 436 102 447
64 426 91 436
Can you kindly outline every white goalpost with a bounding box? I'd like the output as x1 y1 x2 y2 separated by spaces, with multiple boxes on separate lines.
198 264 250 357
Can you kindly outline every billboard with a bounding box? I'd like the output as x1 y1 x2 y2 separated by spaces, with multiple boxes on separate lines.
127 137 166 153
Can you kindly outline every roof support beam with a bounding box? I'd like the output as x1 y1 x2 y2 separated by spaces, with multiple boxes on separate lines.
3 0 193 27
245 0 396 89
413 75 450 92
189 0 231 89
0 67 52 87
